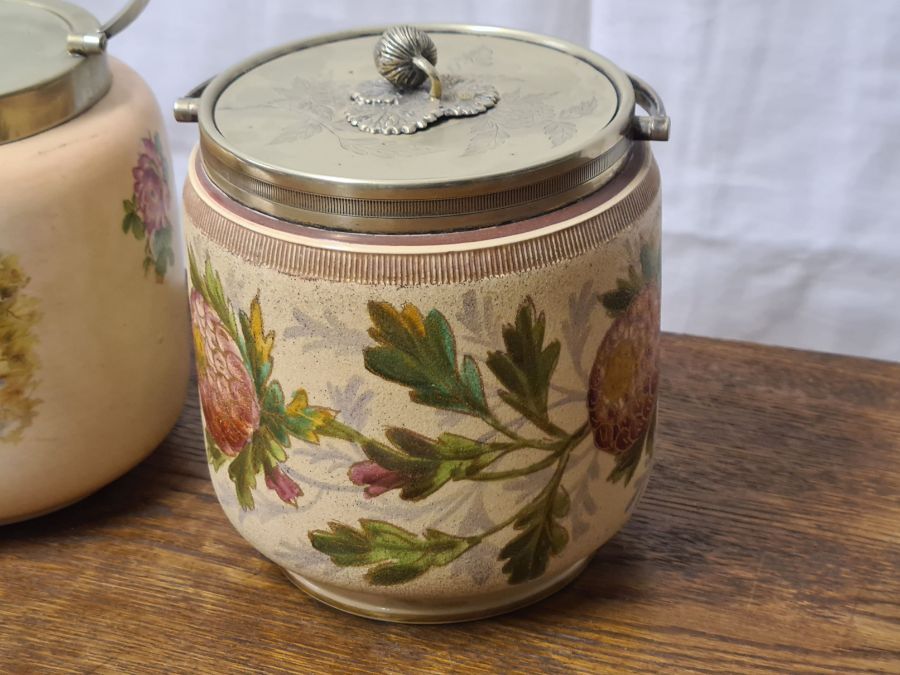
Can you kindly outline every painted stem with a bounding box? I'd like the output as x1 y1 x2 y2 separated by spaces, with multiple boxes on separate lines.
479 410 566 450
468 421 590 543
466 451 561 482
319 412 591 555
320 415 562 456
317 417 374 446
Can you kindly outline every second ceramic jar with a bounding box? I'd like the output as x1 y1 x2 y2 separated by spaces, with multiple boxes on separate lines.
0 0 189 524
176 24 669 622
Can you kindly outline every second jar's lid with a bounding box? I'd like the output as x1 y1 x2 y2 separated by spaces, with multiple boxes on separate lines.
0 0 148 144
177 24 669 233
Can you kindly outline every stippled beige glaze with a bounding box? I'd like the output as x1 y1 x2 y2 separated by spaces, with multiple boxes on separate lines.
183 142 661 621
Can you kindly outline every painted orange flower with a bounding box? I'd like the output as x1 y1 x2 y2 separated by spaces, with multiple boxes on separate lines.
190 290 260 456
587 285 659 456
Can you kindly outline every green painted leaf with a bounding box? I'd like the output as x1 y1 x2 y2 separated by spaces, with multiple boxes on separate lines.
205 259 237 336
153 253 167 279
283 389 333 444
393 429 502 461
205 434 228 471
187 247 203 298
258 380 335 457
262 380 285 414
262 413 289 447
308 519 475 586
364 301 488 416
606 436 644 486
355 436 433 474
259 385 333 449
551 486 570 518
361 428 506 501
608 408 656 485
188 250 239 342
266 436 288 462
598 281 638 318
599 242 659 318
486 298 561 434
640 241 661 285
128 212 145 240
150 227 173 278
153 223 171 247
499 485 570 584
227 440 262 510
461 355 488 412
238 295 274 394
121 203 139 233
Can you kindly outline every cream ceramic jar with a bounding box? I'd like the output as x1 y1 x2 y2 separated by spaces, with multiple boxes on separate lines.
176 24 669 622
0 0 189 523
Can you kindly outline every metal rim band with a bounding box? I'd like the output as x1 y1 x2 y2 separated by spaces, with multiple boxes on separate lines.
184 143 660 285
199 137 631 233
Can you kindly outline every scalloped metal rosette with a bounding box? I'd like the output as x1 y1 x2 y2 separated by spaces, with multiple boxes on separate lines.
346 76 499 135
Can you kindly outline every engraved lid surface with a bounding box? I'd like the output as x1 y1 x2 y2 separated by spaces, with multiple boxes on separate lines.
0 0 148 144
178 24 669 233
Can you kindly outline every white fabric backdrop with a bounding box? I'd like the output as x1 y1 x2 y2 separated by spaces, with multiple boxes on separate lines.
83 0 900 361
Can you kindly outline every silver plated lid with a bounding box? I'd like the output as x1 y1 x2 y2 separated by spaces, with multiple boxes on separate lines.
176 24 669 233
0 0 148 144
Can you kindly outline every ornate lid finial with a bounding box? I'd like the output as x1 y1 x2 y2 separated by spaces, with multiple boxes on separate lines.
345 25 498 135
374 25 442 99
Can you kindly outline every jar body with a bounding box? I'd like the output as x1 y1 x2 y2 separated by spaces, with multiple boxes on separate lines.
183 143 660 622
0 59 190 523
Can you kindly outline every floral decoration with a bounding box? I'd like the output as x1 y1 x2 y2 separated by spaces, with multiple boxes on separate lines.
0 253 40 443
122 133 176 281
191 241 659 586
589 242 661 484
189 250 334 510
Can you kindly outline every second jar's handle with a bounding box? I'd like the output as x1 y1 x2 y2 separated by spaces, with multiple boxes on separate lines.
629 74 670 142
67 0 150 55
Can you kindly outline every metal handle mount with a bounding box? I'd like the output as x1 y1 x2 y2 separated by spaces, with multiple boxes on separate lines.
173 78 213 123
629 74 670 142
67 0 150 56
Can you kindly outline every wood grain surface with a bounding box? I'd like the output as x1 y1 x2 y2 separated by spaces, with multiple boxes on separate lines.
2 334 899 674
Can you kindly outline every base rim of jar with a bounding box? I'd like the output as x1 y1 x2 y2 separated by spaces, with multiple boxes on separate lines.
282 553 593 624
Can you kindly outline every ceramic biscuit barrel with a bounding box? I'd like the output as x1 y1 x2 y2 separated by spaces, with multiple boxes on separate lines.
0 0 190 523
176 24 668 622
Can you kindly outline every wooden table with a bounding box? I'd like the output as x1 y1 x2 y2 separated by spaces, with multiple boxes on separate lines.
2 335 899 674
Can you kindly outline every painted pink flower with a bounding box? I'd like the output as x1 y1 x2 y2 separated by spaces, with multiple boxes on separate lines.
190 290 260 456
265 465 303 505
349 460 408 498
588 285 660 455
132 136 170 236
